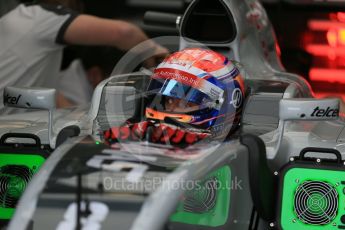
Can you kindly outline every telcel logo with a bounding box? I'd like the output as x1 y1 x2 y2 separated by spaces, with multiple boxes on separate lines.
4 94 21 105
311 106 339 118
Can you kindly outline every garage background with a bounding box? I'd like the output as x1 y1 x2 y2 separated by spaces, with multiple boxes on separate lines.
19 0 345 110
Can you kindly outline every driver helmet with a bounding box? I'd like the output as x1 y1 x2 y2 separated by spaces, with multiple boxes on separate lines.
145 48 245 138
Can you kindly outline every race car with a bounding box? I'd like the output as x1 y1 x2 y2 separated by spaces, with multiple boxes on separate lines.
1 0 345 230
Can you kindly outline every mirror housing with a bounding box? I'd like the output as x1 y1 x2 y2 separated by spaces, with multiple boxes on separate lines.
279 98 339 121
275 98 340 155
4 86 56 110
3 86 56 148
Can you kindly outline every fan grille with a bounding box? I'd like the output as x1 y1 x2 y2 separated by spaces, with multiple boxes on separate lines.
183 178 218 213
294 181 339 225
0 165 33 208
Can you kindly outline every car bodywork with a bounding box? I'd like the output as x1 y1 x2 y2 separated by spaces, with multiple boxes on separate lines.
1 0 345 229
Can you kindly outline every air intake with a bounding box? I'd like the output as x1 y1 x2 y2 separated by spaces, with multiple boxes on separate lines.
181 0 236 43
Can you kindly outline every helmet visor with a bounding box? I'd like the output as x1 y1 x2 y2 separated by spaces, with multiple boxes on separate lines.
146 78 216 109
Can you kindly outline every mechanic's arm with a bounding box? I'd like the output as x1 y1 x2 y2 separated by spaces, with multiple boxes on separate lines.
64 15 167 56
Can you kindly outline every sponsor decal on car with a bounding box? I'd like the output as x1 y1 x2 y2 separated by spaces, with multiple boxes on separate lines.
4 94 21 105
311 106 339 118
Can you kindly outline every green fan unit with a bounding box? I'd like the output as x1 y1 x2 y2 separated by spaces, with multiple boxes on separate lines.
170 165 231 227
0 154 45 220
278 148 345 230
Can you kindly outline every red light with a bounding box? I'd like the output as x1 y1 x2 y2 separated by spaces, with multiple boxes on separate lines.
326 28 345 47
306 14 345 103
339 29 345 45
308 19 345 47
337 12 345 23
308 20 345 31
315 92 341 99
330 13 338 21
275 42 281 57
309 68 345 83
327 29 338 47
305 44 345 56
